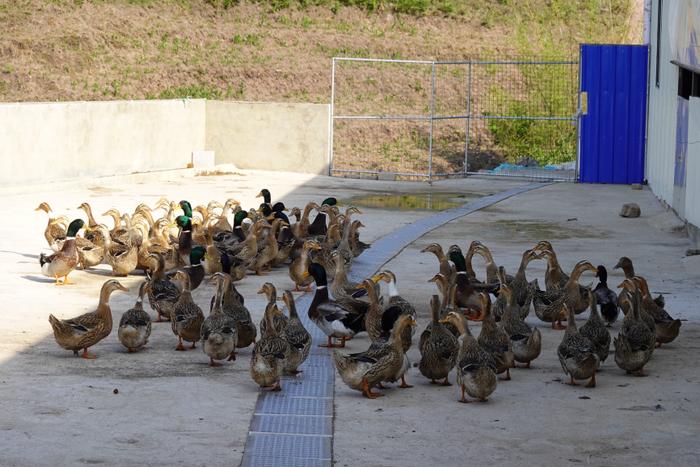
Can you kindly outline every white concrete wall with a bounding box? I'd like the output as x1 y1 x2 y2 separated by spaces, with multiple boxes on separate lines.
0 98 330 186
0 99 206 186
205 100 330 174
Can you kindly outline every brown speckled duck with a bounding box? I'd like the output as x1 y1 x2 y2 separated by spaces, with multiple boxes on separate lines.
49 279 128 358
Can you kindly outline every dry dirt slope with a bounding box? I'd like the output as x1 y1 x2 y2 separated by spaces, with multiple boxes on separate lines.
0 0 640 104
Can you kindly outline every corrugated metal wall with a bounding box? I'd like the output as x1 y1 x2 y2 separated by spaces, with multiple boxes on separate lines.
646 0 678 205
579 44 648 184
686 97 700 227
646 0 700 230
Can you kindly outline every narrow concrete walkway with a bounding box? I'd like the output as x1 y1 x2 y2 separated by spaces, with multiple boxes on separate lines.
239 183 548 466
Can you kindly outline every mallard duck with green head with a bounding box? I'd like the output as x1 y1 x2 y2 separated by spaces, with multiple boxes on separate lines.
39 219 86 285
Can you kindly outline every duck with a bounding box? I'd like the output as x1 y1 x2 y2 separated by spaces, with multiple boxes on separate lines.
306 263 366 348
533 260 597 330
170 270 205 351
372 271 416 351
48 279 128 358
428 273 460 337
497 272 541 368
307 198 336 237
250 300 291 392
418 295 459 385
214 270 257 349
166 246 207 291
271 223 297 267
330 250 370 315
258 282 289 338
446 245 483 319
76 225 108 269
333 315 416 399
349 220 371 257
256 188 273 209
471 241 514 286
201 274 238 366
557 304 599 387
145 254 180 322
105 236 138 276
533 241 569 290
476 293 514 381
613 257 665 310
280 290 312 375
632 276 681 347
39 219 86 285
421 243 456 284
440 311 497 403
35 202 68 250
251 218 284 275
289 240 322 291
593 265 619 326
506 249 540 318
613 279 655 376
579 289 611 367
118 281 152 353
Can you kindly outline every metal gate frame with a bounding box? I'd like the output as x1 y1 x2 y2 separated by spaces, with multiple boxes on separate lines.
329 57 580 181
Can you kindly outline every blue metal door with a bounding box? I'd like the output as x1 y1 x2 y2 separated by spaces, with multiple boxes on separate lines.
579 44 648 184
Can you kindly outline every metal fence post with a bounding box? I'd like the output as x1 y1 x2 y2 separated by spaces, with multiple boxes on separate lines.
464 61 472 175
428 62 436 181
329 58 336 176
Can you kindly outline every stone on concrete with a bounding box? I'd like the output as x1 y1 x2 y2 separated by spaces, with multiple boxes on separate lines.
620 202 641 217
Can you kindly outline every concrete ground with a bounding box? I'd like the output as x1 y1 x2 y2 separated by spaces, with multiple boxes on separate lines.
1 169 698 466
334 182 700 467
0 168 518 466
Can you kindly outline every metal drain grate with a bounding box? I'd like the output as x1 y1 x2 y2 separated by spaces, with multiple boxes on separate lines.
240 183 549 466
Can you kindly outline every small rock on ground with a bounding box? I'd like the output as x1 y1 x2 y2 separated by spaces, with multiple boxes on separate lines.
620 203 641 218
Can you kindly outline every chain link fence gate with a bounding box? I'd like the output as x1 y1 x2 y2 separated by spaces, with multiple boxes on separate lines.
330 57 580 181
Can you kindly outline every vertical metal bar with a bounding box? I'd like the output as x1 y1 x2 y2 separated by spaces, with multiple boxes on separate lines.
329 58 336 176
428 62 436 181
464 61 472 175
575 48 582 182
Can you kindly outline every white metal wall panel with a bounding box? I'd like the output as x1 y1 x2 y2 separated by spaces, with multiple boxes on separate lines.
685 97 700 227
646 0 678 205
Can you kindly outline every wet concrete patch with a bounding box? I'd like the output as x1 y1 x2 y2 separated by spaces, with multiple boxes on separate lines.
342 191 485 211
482 219 605 241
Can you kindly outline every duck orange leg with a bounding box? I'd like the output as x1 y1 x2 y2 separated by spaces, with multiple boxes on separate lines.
175 337 186 351
62 274 75 285
399 376 413 389
361 379 383 399
318 336 342 348
271 380 282 392
190 341 196 349
566 374 578 386
81 348 97 359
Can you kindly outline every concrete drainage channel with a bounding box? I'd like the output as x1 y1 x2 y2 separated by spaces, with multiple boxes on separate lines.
240 182 549 467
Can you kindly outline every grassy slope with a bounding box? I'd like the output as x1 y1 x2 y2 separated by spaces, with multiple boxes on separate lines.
0 0 638 173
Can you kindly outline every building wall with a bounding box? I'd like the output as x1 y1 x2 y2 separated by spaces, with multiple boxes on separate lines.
647 0 678 204
686 97 700 227
0 99 330 187
0 99 206 186
205 100 330 174
647 0 700 236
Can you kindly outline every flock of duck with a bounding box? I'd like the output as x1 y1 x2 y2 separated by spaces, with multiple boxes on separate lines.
35 190 683 403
